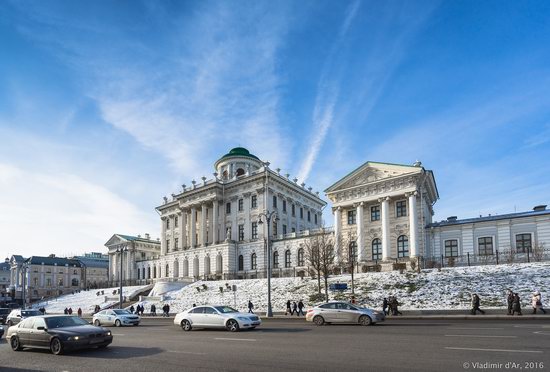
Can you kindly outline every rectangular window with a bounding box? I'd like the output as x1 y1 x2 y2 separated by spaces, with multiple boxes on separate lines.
251 195 257 209
516 234 532 253
273 220 278 236
315 214 318 224
307 211 311 222
371 206 380 221
175 216 178 228
396 201 407 218
226 202 231 214
251 222 258 240
444 240 458 257
273 195 277 208
166 219 170 229
300 208 304 219
283 225 287 235
46 278 51 287
238 224 244 241
166 240 170 251
478 237 493 255
283 200 287 213
292 204 295 217
238 199 244 212
347 210 356 225
174 238 179 251
292 227 296 233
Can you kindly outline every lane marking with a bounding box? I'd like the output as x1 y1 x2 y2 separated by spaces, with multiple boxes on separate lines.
445 334 516 338
514 324 550 328
111 333 125 336
533 331 550 335
445 347 542 354
167 350 207 355
214 337 257 342
448 327 503 330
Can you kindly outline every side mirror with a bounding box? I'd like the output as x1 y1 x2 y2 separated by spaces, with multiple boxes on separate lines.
17 314 21 318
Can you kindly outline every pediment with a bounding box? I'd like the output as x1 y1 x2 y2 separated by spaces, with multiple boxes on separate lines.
104 234 128 247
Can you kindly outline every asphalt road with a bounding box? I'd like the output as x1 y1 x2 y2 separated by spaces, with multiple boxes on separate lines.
0 318 548 372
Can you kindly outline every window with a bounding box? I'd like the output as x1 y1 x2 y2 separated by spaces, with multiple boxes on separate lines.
251 195 257 209
273 220 278 235
292 204 296 217
285 250 291 268
292 227 296 233
347 210 356 225
251 222 258 240
315 214 318 224
238 255 244 271
166 219 170 229
349 241 357 262
138 269 140 280
238 199 244 212
226 202 231 214
372 239 382 260
478 237 493 255
396 201 407 218
283 200 287 213
147 267 151 279
166 264 169 277
238 224 244 241
236 168 245 177
33 277 38 286
283 225 287 235
58 278 63 287
251 253 257 270
371 206 380 221
71 278 79 287
307 211 311 222
273 251 279 268
174 238 179 250
397 235 409 258
166 239 170 251
298 248 304 266
73 269 77 275
445 240 459 257
273 195 277 208
175 216 178 228
516 234 532 253
300 208 304 219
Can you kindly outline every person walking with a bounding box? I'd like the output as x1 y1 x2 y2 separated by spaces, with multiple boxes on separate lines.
151 304 157 316
471 294 485 315
382 298 389 316
532 292 546 314
297 300 305 316
68 307 73 315
166 304 171 317
77 308 82 317
506 289 514 315
285 300 291 315
248 300 254 314
292 301 298 316
64 308 68 315
130 305 135 314
391 297 402 316
512 293 522 315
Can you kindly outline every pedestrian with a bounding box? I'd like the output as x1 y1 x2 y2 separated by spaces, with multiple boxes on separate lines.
68 307 73 315
297 300 305 316
382 297 389 316
532 292 546 314
248 300 254 314
130 305 135 314
471 294 485 315
292 301 298 316
391 297 402 316
64 308 68 315
512 293 522 315
285 300 291 315
506 289 514 315
77 308 82 317
151 304 157 316
192 303 196 308
351 295 356 305
166 304 170 317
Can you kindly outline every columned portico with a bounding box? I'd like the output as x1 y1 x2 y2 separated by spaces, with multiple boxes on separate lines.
244 193 251 240
380 197 391 261
201 203 207 246
334 207 341 263
161 218 167 255
180 209 187 249
212 200 219 244
356 202 364 261
190 206 197 248
408 191 418 257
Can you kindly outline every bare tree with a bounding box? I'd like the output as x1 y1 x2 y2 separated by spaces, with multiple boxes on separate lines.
304 236 322 295
338 230 358 295
304 228 336 302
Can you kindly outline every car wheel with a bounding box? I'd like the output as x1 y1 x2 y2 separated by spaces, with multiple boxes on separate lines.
10 336 22 351
50 337 64 355
359 315 372 326
313 316 325 326
115 319 121 327
181 320 192 331
226 319 240 332
94 319 101 326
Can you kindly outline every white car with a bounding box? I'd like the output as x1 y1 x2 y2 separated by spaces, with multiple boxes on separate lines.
174 305 261 332
92 309 140 327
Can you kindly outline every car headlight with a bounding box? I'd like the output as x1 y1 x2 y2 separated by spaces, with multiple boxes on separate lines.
106 331 112 336
67 336 80 341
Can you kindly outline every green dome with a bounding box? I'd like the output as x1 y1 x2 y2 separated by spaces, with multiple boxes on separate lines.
219 147 260 161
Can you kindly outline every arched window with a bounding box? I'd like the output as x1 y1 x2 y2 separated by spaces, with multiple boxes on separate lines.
285 250 291 268
251 253 257 270
238 255 244 271
153 266 157 278
204 255 211 275
372 238 382 261
297 248 304 266
142 267 145 279
216 254 222 274
173 260 179 278
193 257 199 277
273 251 279 268
147 267 151 279
236 168 245 177
183 259 189 277
165 264 169 277
397 235 409 258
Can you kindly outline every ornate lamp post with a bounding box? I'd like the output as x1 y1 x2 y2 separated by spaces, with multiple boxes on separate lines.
115 246 128 309
258 211 279 317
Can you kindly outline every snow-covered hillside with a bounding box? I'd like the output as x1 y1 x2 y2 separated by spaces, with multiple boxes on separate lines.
139 263 550 313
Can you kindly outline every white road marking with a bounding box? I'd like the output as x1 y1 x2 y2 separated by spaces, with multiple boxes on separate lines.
514 324 550 328
445 334 516 338
167 350 207 355
448 327 504 330
445 347 542 354
533 331 550 335
111 333 125 336
214 337 257 342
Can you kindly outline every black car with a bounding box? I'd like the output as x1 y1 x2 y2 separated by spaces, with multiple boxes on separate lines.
0 325 4 339
0 308 10 324
7 315 113 355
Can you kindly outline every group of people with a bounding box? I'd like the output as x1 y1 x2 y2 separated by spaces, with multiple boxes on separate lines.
63 307 83 317
285 300 305 316
382 296 402 316
505 290 546 316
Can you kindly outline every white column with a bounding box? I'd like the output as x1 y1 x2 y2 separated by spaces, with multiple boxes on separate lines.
180 210 186 249
212 201 219 244
334 207 341 264
190 207 197 248
244 194 251 240
232 199 238 241
356 202 364 261
408 192 419 257
161 218 167 255
201 203 207 246
381 197 391 261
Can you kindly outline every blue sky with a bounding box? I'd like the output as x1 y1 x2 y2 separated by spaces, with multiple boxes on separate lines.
1 0 549 258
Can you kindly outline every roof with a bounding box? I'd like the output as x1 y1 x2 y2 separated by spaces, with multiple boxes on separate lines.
214 147 260 168
116 234 160 244
0 261 10 270
11 255 25 263
25 256 83 267
427 208 550 228
75 257 109 269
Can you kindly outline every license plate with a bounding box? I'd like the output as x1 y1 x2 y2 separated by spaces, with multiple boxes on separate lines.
90 338 104 344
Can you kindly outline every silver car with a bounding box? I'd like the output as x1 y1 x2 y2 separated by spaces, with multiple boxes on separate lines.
92 309 140 327
306 302 385 326
174 305 261 332
6 309 43 327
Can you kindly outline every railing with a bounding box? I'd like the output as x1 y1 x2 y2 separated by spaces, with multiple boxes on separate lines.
274 227 334 241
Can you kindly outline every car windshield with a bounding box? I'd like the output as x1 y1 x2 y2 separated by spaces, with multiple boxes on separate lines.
112 310 131 315
214 306 238 314
22 310 42 317
45 316 90 328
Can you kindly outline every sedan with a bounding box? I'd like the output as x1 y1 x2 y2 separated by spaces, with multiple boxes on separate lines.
0 325 4 339
93 309 140 327
6 309 43 327
7 315 113 355
174 305 261 332
306 301 385 326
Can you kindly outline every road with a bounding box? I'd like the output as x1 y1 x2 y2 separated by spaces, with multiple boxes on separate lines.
0 318 548 372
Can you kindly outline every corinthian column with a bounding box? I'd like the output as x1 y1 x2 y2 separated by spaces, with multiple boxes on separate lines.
201 203 207 246
356 202 364 261
180 209 187 249
212 201 218 244
334 207 341 264
408 192 419 257
380 197 391 261
161 217 167 256
190 206 197 248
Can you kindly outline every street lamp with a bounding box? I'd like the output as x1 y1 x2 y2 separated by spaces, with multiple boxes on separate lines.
115 246 128 309
21 262 28 310
258 210 279 318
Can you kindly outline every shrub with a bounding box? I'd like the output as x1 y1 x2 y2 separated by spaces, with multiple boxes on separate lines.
309 293 325 303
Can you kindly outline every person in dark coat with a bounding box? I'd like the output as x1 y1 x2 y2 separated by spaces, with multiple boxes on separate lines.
166 304 170 316
506 289 514 315
382 298 389 315
285 300 291 315
471 294 485 315
130 305 135 314
151 304 157 316
292 301 298 315
77 308 82 317
391 297 402 316
64 308 68 315
248 300 254 314
512 293 522 315
68 307 73 315
297 300 305 316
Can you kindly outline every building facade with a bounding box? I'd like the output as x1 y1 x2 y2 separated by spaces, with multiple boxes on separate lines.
72 252 110 288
